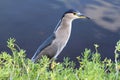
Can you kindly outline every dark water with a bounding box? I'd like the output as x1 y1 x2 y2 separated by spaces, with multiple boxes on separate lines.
0 0 120 62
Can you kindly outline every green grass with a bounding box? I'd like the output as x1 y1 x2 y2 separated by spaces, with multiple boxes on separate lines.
0 38 120 80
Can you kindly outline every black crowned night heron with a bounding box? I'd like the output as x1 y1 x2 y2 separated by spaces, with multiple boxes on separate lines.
31 9 89 62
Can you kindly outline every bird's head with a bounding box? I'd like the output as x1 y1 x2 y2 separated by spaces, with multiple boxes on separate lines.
63 9 90 20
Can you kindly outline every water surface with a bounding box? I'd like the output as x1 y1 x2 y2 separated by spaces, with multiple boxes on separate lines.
0 0 120 62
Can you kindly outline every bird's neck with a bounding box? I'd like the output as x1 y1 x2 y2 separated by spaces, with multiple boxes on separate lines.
55 17 73 33
54 17 73 44
61 17 73 28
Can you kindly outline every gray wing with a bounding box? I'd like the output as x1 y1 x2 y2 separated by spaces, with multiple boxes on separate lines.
31 33 56 62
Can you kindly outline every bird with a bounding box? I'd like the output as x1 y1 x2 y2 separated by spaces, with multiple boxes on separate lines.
31 9 90 62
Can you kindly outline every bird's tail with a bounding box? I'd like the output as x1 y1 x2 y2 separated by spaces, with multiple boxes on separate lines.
31 57 36 63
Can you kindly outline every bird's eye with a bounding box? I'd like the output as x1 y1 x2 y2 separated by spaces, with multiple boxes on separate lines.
73 12 77 15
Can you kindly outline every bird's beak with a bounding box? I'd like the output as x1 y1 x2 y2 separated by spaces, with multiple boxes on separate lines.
77 14 90 19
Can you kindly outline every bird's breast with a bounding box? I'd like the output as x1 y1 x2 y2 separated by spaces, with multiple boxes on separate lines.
54 25 72 48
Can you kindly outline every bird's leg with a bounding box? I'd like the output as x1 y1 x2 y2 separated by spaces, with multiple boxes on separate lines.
49 58 58 70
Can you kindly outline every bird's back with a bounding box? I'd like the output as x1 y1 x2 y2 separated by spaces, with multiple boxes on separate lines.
31 33 57 62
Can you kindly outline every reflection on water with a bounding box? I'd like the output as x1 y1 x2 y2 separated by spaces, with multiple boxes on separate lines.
61 0 120 31
0 0 120 62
